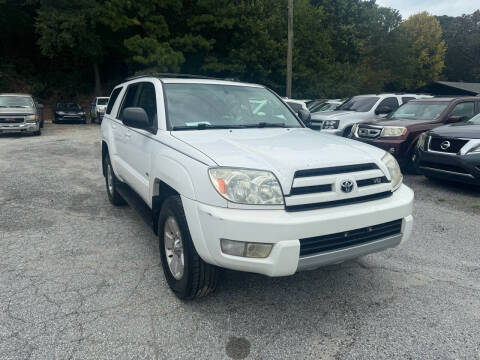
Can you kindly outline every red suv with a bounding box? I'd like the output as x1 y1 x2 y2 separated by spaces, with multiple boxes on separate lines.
350 97 480 171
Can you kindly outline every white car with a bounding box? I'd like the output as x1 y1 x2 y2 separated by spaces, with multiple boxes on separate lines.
101 75 414 299
311 94 432 136
90 97 109 123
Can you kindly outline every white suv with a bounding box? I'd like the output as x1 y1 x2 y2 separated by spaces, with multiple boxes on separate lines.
101 75 414 299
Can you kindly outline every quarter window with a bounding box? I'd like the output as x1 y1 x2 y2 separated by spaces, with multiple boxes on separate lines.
136 83 157 126
106 88 122 115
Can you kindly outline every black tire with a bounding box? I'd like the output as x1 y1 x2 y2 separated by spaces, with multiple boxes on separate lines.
343 126 353 137
406 147 421 175
158 196 219 300
104 155 126 206
33 128 41 136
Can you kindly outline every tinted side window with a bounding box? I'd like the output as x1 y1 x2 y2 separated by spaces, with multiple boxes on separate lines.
402 97 415 104
136 83 157 126
449 102 475 119
378 97 399 110
119 83 140 119
106 88 122 115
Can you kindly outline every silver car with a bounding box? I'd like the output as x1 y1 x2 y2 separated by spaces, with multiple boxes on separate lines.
0 94 44 135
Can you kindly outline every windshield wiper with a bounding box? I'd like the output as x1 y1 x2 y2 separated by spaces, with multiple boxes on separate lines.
241 122 287 128
172 124 238 130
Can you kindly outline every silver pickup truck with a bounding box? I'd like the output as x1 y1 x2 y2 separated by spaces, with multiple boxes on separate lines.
0 93 44 135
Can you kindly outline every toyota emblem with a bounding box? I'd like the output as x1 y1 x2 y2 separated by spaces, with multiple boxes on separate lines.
440 140 451 150
340 180 354 193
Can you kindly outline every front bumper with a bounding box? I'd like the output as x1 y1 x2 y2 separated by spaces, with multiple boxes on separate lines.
182 184 414 276
354 137 409 164
418 149 480 185
0 122 39 133
56 115 86 122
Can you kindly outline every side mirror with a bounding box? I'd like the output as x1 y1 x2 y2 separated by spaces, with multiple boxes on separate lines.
446 115 467 123
122 107 151 130
298 109 312 126
375 106 393 115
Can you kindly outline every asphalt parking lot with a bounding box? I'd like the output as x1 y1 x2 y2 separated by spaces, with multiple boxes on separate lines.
1 124 479 360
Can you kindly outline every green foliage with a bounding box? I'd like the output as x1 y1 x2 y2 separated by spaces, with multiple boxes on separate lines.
0 0 462 99
438 11 480 82
390 12 446 90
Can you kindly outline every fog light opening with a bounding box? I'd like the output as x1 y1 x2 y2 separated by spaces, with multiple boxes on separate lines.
220 239 272 258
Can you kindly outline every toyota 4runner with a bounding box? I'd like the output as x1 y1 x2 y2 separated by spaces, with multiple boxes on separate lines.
101 74 414 299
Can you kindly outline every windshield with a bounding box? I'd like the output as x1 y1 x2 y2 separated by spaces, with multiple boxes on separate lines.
388 101 449 120
467 113 480 125
0 96 34 108
313 102 339 112
97 98 109 105
164 84 302 129
336 96 379 112
57 103 81 111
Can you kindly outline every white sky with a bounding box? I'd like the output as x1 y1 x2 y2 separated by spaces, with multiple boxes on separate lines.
376 0 479 18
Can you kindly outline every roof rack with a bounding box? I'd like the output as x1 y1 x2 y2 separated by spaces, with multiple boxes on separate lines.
123 72 221 82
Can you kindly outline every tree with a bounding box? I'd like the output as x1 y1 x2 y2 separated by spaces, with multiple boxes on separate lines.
102 0 187 73
390 12 446 90
438 11 480 82
35 0 107 95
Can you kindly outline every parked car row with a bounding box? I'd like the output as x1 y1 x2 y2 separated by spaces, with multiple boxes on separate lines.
304 94 480 185
0 93 110 136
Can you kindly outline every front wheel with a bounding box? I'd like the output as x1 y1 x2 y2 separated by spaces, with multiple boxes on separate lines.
158 196 219 300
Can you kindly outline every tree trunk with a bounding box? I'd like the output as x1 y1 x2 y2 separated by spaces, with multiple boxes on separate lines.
93 62 102 96
286 0 293 98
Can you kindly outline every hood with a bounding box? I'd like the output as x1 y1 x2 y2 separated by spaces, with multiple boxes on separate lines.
57 109 84 114
430 123 480 139
171 128 386 192
97 105 107 110
311 110 371 121
365 118 436 127
0 107 34 115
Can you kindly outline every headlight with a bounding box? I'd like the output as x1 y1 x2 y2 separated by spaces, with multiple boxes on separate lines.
381 126 407 137
382 152 402 191
56 111 65 115
208 168 284 205
24 114 36 123
322 120 340 130
416 132 429 150
467 145 480 154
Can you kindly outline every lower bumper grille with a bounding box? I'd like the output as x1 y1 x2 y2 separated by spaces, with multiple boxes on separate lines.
419 161 469 174
299 219 402 256
0 117 24 124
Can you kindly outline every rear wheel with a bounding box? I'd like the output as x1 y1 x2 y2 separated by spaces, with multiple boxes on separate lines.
104 155 126 206
158 196 219 299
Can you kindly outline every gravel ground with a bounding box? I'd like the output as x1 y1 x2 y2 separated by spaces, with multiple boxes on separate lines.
0 124 479 360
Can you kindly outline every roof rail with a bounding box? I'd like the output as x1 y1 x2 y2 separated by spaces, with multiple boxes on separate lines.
123 72 221 82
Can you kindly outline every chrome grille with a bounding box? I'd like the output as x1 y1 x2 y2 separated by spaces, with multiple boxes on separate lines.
285 163 392 211
357 125 382 139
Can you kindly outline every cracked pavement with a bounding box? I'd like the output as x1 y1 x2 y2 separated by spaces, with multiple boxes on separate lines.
1 124 479 359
